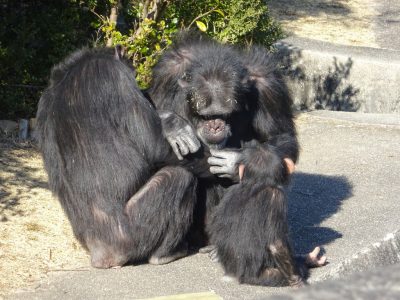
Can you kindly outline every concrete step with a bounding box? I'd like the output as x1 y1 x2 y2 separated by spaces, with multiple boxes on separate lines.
275 37 400 114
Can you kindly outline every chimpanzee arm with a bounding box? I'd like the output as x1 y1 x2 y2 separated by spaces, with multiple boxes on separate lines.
208 47 298 182
208 142 291 185
158 110 201 160
244 46 299 162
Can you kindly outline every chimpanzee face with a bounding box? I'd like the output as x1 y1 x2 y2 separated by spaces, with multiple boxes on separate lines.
177 61 249 149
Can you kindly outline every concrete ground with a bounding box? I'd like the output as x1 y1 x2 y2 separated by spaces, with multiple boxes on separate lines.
7 111 400 300
373 0 400 50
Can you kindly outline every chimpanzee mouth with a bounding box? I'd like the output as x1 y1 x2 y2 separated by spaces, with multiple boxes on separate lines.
201 118 230 144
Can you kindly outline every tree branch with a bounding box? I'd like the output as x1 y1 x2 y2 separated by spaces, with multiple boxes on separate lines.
142 0 151 21
188 7 217 28
106 1 120 47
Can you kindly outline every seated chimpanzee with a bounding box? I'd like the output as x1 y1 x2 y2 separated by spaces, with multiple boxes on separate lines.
36 46 211 268
148 33 326 287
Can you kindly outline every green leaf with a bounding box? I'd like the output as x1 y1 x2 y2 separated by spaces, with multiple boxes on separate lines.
195 20 207 32
214 9 225 16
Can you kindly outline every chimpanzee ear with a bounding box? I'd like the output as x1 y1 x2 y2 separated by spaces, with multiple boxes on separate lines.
114 45 126 60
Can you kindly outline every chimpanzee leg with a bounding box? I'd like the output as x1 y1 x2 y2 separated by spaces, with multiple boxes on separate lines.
267 240 304 287
88 166 197 268
191 181 221 251
149 167 197 264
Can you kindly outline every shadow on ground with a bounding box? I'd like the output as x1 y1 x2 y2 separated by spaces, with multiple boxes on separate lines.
0 140 48 221
287 172 353 254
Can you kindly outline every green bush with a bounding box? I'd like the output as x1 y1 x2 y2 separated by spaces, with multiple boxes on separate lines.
100 0 283 88
0 0 99 119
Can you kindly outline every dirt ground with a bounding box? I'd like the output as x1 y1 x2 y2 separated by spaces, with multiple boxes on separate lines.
269 0 378 47
0 139 89 296
0 1 381 297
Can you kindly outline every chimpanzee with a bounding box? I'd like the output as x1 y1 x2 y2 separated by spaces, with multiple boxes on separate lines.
148 33 326 287
36 46 210 268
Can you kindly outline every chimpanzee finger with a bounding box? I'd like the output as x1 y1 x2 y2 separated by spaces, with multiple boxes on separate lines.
169 139 183 160
209 149 230 159
238 164 245 181
209 248 220 262
183 134 201 153
177 137 189 156
207 156 225 166
284 158 295 174
209 166 229 175
219 174 233 179
210 149 242 164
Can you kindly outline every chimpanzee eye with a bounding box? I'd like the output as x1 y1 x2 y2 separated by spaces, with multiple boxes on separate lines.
181 72 191 82
226 98 238 104
201 114 226 121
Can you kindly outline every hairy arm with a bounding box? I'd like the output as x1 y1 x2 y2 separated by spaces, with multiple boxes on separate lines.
208 48 298 183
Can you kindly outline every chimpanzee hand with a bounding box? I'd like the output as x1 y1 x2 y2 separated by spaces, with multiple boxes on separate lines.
208 149 243 181
159 110 201 160
208 148 295 182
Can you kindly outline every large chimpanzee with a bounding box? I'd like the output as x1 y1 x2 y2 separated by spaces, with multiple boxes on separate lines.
148 33 326 287
36 46 209 268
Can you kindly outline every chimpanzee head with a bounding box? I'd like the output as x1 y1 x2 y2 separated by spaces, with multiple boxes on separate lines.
177 49 250 149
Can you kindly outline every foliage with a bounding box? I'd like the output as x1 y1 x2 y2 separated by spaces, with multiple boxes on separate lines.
167 0 282 45
99 0 283 88
216 0 283 46
0 0 283 119
0 0 100 119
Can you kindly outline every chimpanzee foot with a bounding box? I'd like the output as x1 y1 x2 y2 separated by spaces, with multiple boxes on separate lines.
148 253 185 265
198 245 219 262
198 244 216 253
304 246 327 268
89 243 129 269
289 276 306 288
149 244 188 265
209 248 219 262
90 252 127 269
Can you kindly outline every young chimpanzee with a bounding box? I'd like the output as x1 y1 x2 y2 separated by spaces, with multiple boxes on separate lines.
36 46 209 268
148 33 326 287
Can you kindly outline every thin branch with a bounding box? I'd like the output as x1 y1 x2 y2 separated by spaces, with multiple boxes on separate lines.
106 2 120 47
188 7 217 28
142 0 151 21
89 8 107 46
153 0 165 22
89 8 106 22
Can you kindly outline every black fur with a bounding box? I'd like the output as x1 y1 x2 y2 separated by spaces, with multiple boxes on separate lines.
148 33 302 286
36 47 200 268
